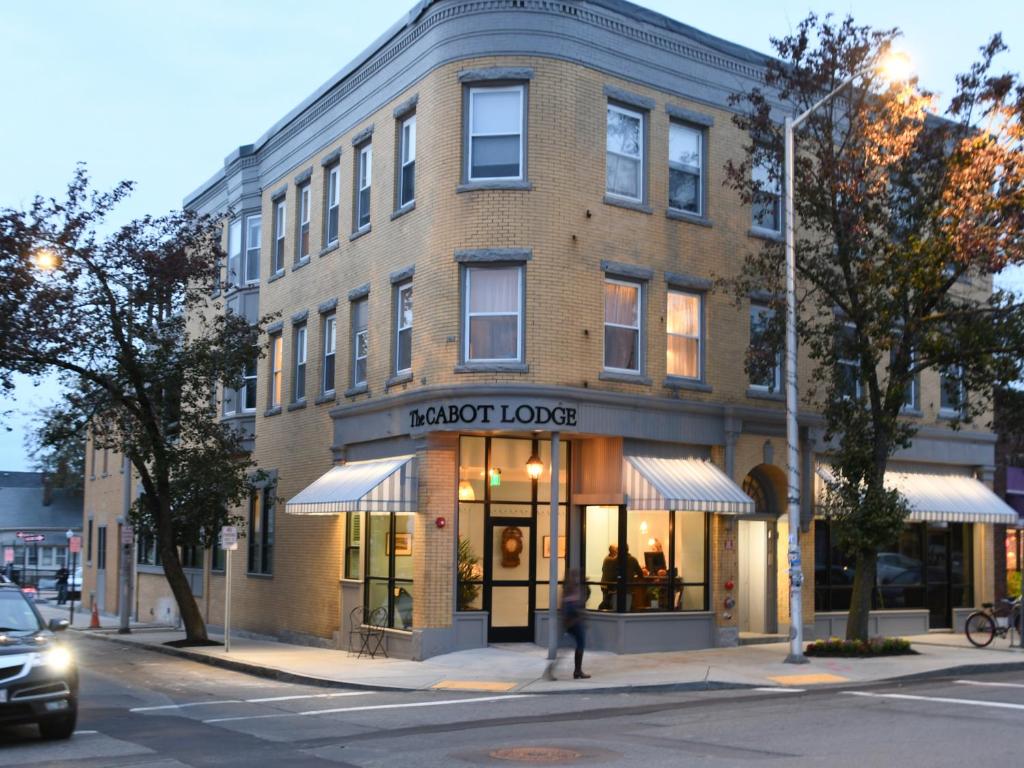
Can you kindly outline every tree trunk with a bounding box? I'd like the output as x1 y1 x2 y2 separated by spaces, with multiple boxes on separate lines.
153 497 208 643
846 549 877 641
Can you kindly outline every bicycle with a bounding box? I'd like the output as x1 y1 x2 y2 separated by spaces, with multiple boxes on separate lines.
964 596 1022 648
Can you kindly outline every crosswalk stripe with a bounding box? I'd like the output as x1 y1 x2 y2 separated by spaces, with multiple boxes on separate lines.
753 687 806 693
130 691 372 712
844 691 1024 711
203 694 535 724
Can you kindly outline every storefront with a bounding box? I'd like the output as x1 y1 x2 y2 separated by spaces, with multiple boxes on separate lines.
814 465 1019 636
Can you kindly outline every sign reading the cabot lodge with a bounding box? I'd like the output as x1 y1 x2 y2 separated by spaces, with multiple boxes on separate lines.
408 400 579 431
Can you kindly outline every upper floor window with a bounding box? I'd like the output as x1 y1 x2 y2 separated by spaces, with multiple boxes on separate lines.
399 115 416 207
940 365 966 417
468 86 523 180
464 266 523 362
293 324 308 402
272 198 286 275
604 279 641 373
752 157 781 232
247 488 274 576
322 314 337 394
325 166 340 247
668 123 702 216
241 353 258 412
244 214 261 284
355 144 372 231
269 333 283 408
749 304 781 392
606 104 644 202
836 320 861 400
296 184 311 261
227 219 242 287
666 290 702 380
892 347 919 412
352 298 368 387
395 283 413 375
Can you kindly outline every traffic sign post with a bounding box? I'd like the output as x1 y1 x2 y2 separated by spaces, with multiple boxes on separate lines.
68 535 81 625
120 526 134 634
220 526 238 653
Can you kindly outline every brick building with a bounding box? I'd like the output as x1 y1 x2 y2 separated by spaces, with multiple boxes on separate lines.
82 0 1018 658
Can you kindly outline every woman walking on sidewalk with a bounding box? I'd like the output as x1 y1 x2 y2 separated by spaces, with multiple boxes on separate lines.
545 568 590 680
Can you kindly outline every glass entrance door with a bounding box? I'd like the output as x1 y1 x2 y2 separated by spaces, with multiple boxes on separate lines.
486 518 534 642
926 528 950 629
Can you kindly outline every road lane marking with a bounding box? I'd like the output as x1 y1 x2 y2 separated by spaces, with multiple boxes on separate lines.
954 680 1024 689
844 691 1024 711
753 687 806 693
74 730 99 735
130 691 371 712
203 694 535 724
131 700 241 712
768 673 848 686
432 680 518 692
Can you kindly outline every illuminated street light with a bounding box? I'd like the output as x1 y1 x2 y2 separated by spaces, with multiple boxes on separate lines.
32 248 60 272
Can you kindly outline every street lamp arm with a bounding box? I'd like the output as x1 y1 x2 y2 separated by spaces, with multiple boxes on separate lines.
793 71 860 128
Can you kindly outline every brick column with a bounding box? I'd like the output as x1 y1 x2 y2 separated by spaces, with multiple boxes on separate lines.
412 432 457 629
711 514 739 646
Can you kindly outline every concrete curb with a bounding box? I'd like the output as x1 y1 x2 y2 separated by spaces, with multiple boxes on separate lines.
69 627 1024 697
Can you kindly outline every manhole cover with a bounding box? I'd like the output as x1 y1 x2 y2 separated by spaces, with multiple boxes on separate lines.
489 747 583 764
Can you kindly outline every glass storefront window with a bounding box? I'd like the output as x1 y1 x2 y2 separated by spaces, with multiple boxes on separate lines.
535 504 567 610
536 440 569 503
364 511 415 630
489 438 533 502
585 505 708 612
458 503 484 610
459 436 486 503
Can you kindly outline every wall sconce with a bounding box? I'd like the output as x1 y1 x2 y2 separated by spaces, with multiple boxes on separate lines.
458 480 475 501
639 521 648 536
525 451 544 480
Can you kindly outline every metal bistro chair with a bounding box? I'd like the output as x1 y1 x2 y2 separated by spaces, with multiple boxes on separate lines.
358 607 389 659
347 606 366 657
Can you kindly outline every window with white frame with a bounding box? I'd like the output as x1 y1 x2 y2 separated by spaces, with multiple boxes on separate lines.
668 123 702 215
666 290 701 379
752 157 781 232
272 198 286 275
465 266 522 362
322 314 337 394
749 304 781 391
221 380 235 416
356 144 372 230
227 218 242 287
293 324 307 402
269 333 283 408
606 104 644 201
940 365 966 416
241 352 258 412
325 166 340 246
399 115 416 207
395 283 413 374
836 321 861 399
297 184 311 261
893 347 918 411
468 86 523 180
604 279 641 373
352 298 368 387
244 214 261 284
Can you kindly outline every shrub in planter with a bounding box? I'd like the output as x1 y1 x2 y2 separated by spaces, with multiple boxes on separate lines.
805 636 916 657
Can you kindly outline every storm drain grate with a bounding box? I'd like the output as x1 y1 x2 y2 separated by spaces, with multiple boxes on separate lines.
489 747 583 764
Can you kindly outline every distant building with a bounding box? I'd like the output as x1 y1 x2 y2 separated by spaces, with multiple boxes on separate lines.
0 471 82 585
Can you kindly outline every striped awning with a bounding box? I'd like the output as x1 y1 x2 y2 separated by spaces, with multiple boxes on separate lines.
623 456 755 514
285 455 417 515
816 465 1018 525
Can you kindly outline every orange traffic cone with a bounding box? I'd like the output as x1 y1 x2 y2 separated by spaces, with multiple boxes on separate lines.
89 601 101 629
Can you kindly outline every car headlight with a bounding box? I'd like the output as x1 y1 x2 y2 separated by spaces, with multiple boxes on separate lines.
31 646 73 673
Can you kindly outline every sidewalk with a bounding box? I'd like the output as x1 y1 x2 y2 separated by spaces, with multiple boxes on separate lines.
36 600 1024 694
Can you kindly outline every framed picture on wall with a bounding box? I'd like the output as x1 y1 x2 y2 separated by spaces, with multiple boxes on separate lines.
542 535 566 559
386 532 413 556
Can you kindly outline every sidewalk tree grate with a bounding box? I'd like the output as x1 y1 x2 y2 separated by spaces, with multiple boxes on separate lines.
489 747 583 763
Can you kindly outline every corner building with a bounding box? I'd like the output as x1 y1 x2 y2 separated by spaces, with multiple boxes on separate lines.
164 0 1017 658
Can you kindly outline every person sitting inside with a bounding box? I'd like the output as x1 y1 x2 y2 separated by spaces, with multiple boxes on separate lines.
599 545 618 609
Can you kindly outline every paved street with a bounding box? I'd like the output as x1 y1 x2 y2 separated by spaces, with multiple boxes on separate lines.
2 634 1024 767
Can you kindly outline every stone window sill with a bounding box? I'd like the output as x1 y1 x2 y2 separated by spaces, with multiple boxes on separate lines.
746 387 784 401
454 362 529 374
391 202 416 220
666 209 712 227
603 195 653 215
664 377 712 393
345 384 369 398
319 243 339 258
264 406 282 417
315 392 337 405
457 180 533 193
292 257 311 272
267 270 286 284
287 400 307 412
349 225 372 242
748 227 782 242
599 370 652 385
385 372 414 390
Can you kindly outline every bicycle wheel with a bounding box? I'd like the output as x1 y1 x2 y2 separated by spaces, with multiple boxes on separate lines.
965 611 995 648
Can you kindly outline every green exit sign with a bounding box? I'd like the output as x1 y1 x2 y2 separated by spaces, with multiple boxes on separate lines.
489 469 501 487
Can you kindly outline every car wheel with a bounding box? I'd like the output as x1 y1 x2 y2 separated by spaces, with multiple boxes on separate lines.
38 710 77 740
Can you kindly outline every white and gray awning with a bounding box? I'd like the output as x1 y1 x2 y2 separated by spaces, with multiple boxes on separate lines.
623 456 755 514
816 465 1018 525
286 455 417 515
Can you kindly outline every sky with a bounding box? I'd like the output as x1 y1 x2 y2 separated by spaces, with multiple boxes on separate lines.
1 0 1022 470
